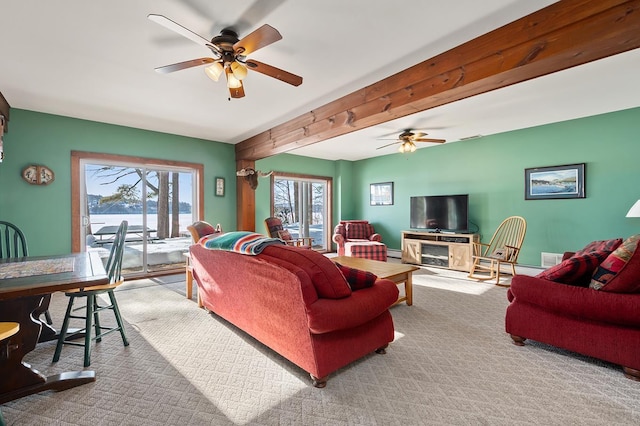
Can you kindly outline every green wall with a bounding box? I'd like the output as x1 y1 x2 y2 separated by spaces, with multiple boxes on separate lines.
0 109 237 256
352 107 640 266
3 106 639 265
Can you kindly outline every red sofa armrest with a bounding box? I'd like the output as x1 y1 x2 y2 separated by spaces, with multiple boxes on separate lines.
509 275 640 327
307 279 399 334
562 251 575 261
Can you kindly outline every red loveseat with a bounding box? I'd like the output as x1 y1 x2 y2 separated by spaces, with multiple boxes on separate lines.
189 243 399 387
505 236 640 380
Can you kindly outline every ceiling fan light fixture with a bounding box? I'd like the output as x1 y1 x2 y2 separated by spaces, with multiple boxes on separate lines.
225 67 242 89
230 61 248 80
204 62 224 81
398 141 416 153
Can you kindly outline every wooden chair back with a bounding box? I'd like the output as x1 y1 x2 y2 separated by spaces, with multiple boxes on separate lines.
482 216 527 262
0 221 28 259
105 220 128 284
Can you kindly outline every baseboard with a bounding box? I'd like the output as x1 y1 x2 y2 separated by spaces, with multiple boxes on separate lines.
387 249 402 259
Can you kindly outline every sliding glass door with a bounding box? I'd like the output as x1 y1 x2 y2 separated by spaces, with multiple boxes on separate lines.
73 152 203 277
271 173 332 251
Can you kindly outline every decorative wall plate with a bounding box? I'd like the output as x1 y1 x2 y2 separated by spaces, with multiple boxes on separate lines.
22 165 55 185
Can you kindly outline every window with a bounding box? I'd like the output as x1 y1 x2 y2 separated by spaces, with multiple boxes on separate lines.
271 173 332 251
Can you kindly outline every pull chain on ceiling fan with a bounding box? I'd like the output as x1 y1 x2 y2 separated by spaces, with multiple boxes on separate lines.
148 14 302 99
376 130 446 153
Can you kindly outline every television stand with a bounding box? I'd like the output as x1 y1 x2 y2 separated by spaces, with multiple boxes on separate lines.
401 231 480 272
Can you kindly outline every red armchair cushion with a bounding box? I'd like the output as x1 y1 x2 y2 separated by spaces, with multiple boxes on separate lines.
334 262 378 290
345 222 371 240
590 234 640 292
261 245 351 299
536 238 622 286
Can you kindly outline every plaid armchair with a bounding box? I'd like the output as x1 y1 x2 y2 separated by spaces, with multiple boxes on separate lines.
332 220 387 261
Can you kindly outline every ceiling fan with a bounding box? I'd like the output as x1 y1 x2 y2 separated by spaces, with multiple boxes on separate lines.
148 14 302 99
376 129 446 153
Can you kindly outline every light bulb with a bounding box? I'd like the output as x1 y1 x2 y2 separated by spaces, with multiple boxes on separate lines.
226 71 242 89
204 62 223 81
230 61 248 80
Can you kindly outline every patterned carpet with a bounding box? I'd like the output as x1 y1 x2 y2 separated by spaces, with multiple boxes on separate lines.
3 266 640 425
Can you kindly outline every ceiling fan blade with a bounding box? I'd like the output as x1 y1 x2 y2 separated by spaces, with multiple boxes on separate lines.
245 60 302 86
229 82 245 99
148 14 212 48
414 138 446 143
376 142 400 150
154 58 216 74
234 24 282 56
233 0 286 34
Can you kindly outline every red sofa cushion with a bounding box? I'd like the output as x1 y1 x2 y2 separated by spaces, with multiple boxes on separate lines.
261 245 351 299
334 262 377 290
590 234 640 293
536 238 622 286
307 280 399 334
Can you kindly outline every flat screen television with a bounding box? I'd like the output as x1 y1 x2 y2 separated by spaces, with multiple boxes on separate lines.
410 194 469 232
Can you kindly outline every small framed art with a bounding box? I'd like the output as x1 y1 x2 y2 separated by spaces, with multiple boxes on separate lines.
524 163 585 200
215 177 225 197
370 182 394 206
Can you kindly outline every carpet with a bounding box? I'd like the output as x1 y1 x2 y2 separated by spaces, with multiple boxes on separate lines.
2 267 640 425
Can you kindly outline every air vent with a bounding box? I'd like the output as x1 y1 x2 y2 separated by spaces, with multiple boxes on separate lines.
541 252 563 268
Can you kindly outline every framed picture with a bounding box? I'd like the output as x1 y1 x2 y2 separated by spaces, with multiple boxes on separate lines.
215 177 225 197
370 182 394 206
524 163 585 200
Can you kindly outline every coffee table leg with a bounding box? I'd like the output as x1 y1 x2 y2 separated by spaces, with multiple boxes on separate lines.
405 273 413 306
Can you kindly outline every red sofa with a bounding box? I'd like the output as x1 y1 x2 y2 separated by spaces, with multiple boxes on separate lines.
505 237 640 380
189 243 399 387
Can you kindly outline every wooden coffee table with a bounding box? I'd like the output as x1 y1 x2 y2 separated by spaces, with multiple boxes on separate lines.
332 256 419 306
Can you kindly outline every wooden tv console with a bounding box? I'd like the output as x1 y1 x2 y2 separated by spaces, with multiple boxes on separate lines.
401 231 479 272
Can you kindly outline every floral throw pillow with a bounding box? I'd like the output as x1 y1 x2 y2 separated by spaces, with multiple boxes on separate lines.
590 234 640 292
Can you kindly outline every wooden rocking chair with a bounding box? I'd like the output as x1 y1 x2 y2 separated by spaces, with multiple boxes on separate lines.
468 216 527 286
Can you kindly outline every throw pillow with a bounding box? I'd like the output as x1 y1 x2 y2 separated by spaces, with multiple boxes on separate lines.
574 238 623 256
590 234 640 292
536 252 608 287
334 262 378 290
536 238 622 286
277 229 292 241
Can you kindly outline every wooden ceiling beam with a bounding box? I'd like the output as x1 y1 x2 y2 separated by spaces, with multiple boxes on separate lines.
236 0 640 161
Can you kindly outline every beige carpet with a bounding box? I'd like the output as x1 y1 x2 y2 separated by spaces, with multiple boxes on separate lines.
3 266 640 425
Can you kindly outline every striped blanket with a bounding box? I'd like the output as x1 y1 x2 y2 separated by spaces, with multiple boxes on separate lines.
200 231 284 255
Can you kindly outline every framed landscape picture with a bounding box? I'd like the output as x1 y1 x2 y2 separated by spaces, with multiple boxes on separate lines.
524 163 585 200
370 182 394 206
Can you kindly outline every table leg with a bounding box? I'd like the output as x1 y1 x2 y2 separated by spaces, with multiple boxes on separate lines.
405 273 413 306
0 296 95 404
185 261 193 300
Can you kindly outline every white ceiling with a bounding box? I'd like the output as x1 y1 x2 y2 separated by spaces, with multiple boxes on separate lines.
1 1 638 162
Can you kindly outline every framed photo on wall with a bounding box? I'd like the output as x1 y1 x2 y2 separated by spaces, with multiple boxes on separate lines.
215 177 225 197
524 163 585 200
370 182 394 206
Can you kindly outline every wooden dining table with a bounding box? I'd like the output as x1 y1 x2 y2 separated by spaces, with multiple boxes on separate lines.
0 251 108 404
